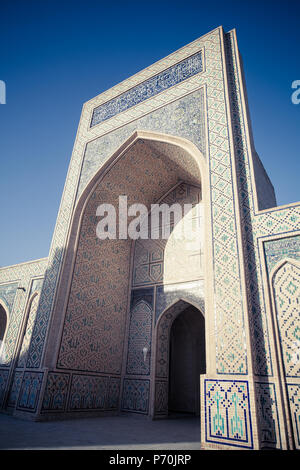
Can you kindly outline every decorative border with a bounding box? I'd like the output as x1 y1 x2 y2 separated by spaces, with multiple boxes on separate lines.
91 51 203 127
204 379 253 449
255 382 281 448
121 378 150 414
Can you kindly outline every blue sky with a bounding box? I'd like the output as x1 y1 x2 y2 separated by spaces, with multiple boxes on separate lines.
0 0 299 267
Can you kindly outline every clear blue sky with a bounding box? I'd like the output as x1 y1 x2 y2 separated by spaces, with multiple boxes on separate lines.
0 0 299 267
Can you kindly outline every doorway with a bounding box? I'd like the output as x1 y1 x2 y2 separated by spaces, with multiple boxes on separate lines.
168 304 205 416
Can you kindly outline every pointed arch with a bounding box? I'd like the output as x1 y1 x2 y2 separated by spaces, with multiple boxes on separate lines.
271 259 300 379
152 298 205 418
48 129 209 370
0 298 9 344
16 291 41 368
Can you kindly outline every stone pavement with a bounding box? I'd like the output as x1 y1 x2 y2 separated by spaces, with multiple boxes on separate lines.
0 412 201 450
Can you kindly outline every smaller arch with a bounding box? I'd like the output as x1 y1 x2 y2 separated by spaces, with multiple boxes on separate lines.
152 298 206 418
0 298 9 341
126 299 153 376
155 296 205 328
270 257 300 281
0 299 9 363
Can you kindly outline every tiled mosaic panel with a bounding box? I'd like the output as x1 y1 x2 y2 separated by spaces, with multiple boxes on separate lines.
41 372 70 412
286 384 300 449
107 377 121 410
7 371 23 408
91 51 203 127
121 378 150 413
272 262 300 378
68 374 108 411
205 379 253 448
206 32 248 375
41 372 120 413
126 301 152 376
18 294 40 368
255 382 281 448
17 371 43 412
154 380 168 415
224 31 269 376
264 236 300 273
0 259 47 368
0 369 9 408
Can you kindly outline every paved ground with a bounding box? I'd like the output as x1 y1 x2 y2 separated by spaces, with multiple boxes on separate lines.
0 412 201 450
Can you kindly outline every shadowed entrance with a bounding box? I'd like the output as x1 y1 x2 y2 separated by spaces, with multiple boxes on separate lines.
169 304 205 416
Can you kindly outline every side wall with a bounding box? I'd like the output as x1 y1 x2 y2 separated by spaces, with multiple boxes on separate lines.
0 259 47 415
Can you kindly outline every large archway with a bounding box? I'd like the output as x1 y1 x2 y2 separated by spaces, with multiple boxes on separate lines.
46 131 209 418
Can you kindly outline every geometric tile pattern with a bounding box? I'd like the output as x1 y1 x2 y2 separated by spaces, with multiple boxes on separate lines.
17 294 40 368
7 371 23 408
154 380 169 416
264 236 300 274
255 382 281 448
206 31 247 375
68 374 108 411
0 369 9 408
286 384 300 449
205 379 253 448
41 372 70 413
272 262 300 378
126 301 152 376
91 51 203 127
107 377 121 410
79 89 206 198
40 372 120 414
155 280 205 324
16 371 43 413
0 282 18 311
121 378 150 414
